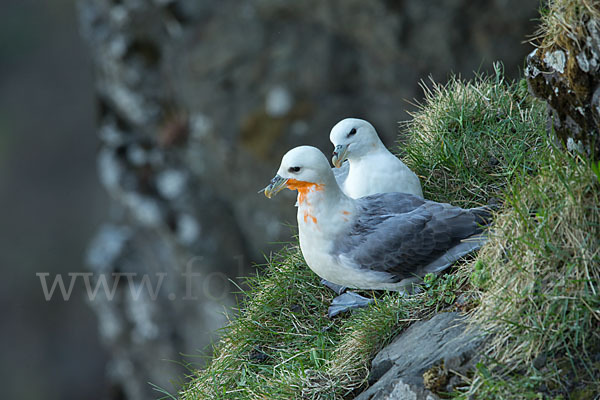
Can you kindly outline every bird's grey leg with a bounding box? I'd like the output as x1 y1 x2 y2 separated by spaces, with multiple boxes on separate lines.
328 292 374 318
320 278 347 295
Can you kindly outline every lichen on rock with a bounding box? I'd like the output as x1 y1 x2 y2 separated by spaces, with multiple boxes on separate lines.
526 0 600 158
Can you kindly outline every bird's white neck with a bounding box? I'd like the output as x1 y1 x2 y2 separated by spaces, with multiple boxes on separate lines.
348 144 389 170
294 178 355 237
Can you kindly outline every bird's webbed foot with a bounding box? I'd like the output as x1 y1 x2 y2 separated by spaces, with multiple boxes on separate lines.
328 291 374 318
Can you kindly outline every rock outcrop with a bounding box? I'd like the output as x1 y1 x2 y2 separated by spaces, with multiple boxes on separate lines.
526 6 600 158
356 312 483 400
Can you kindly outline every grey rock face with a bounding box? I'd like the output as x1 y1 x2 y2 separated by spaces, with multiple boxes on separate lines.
526 18 600 159
355 312 483 400
77 0 536 398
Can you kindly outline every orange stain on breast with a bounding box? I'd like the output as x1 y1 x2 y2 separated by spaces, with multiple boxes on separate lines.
286 179 324 206
341 210 351 221
287 179 321 226
303 211 318 224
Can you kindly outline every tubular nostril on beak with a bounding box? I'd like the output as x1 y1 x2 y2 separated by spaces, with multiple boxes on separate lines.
263 174 288 198
331 144 348 168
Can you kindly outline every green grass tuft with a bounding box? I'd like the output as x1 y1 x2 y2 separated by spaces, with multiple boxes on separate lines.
401 62 546 207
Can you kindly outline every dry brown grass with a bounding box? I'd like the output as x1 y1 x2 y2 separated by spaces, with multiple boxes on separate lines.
464 147 600 396
532 0 600 50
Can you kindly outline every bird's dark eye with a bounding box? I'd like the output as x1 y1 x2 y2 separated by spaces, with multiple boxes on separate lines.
288 166 301 173
347 128 357 138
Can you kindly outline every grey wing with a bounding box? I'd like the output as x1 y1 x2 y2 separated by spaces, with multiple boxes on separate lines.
332 161 349 186
355 192 426 216
337 198 488 282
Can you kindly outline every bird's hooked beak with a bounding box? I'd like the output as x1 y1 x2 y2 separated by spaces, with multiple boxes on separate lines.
331 144 350 168
262 174 289 198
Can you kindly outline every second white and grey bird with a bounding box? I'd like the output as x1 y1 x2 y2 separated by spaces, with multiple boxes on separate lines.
330 118 423 199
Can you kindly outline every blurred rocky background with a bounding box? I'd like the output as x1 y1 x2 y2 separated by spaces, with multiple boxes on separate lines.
0 0 108 399
2 0 540 399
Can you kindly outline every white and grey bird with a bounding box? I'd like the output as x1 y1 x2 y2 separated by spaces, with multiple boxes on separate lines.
330 118 423 199
264 146 491 316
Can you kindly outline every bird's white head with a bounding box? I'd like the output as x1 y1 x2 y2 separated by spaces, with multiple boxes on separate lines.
263 146 336 199
329 118 383 167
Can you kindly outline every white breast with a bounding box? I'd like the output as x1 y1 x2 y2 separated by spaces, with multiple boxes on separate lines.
299 226 412 289
296 191 364 286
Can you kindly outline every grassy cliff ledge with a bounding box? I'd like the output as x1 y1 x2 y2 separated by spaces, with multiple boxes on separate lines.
179 65 599 399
